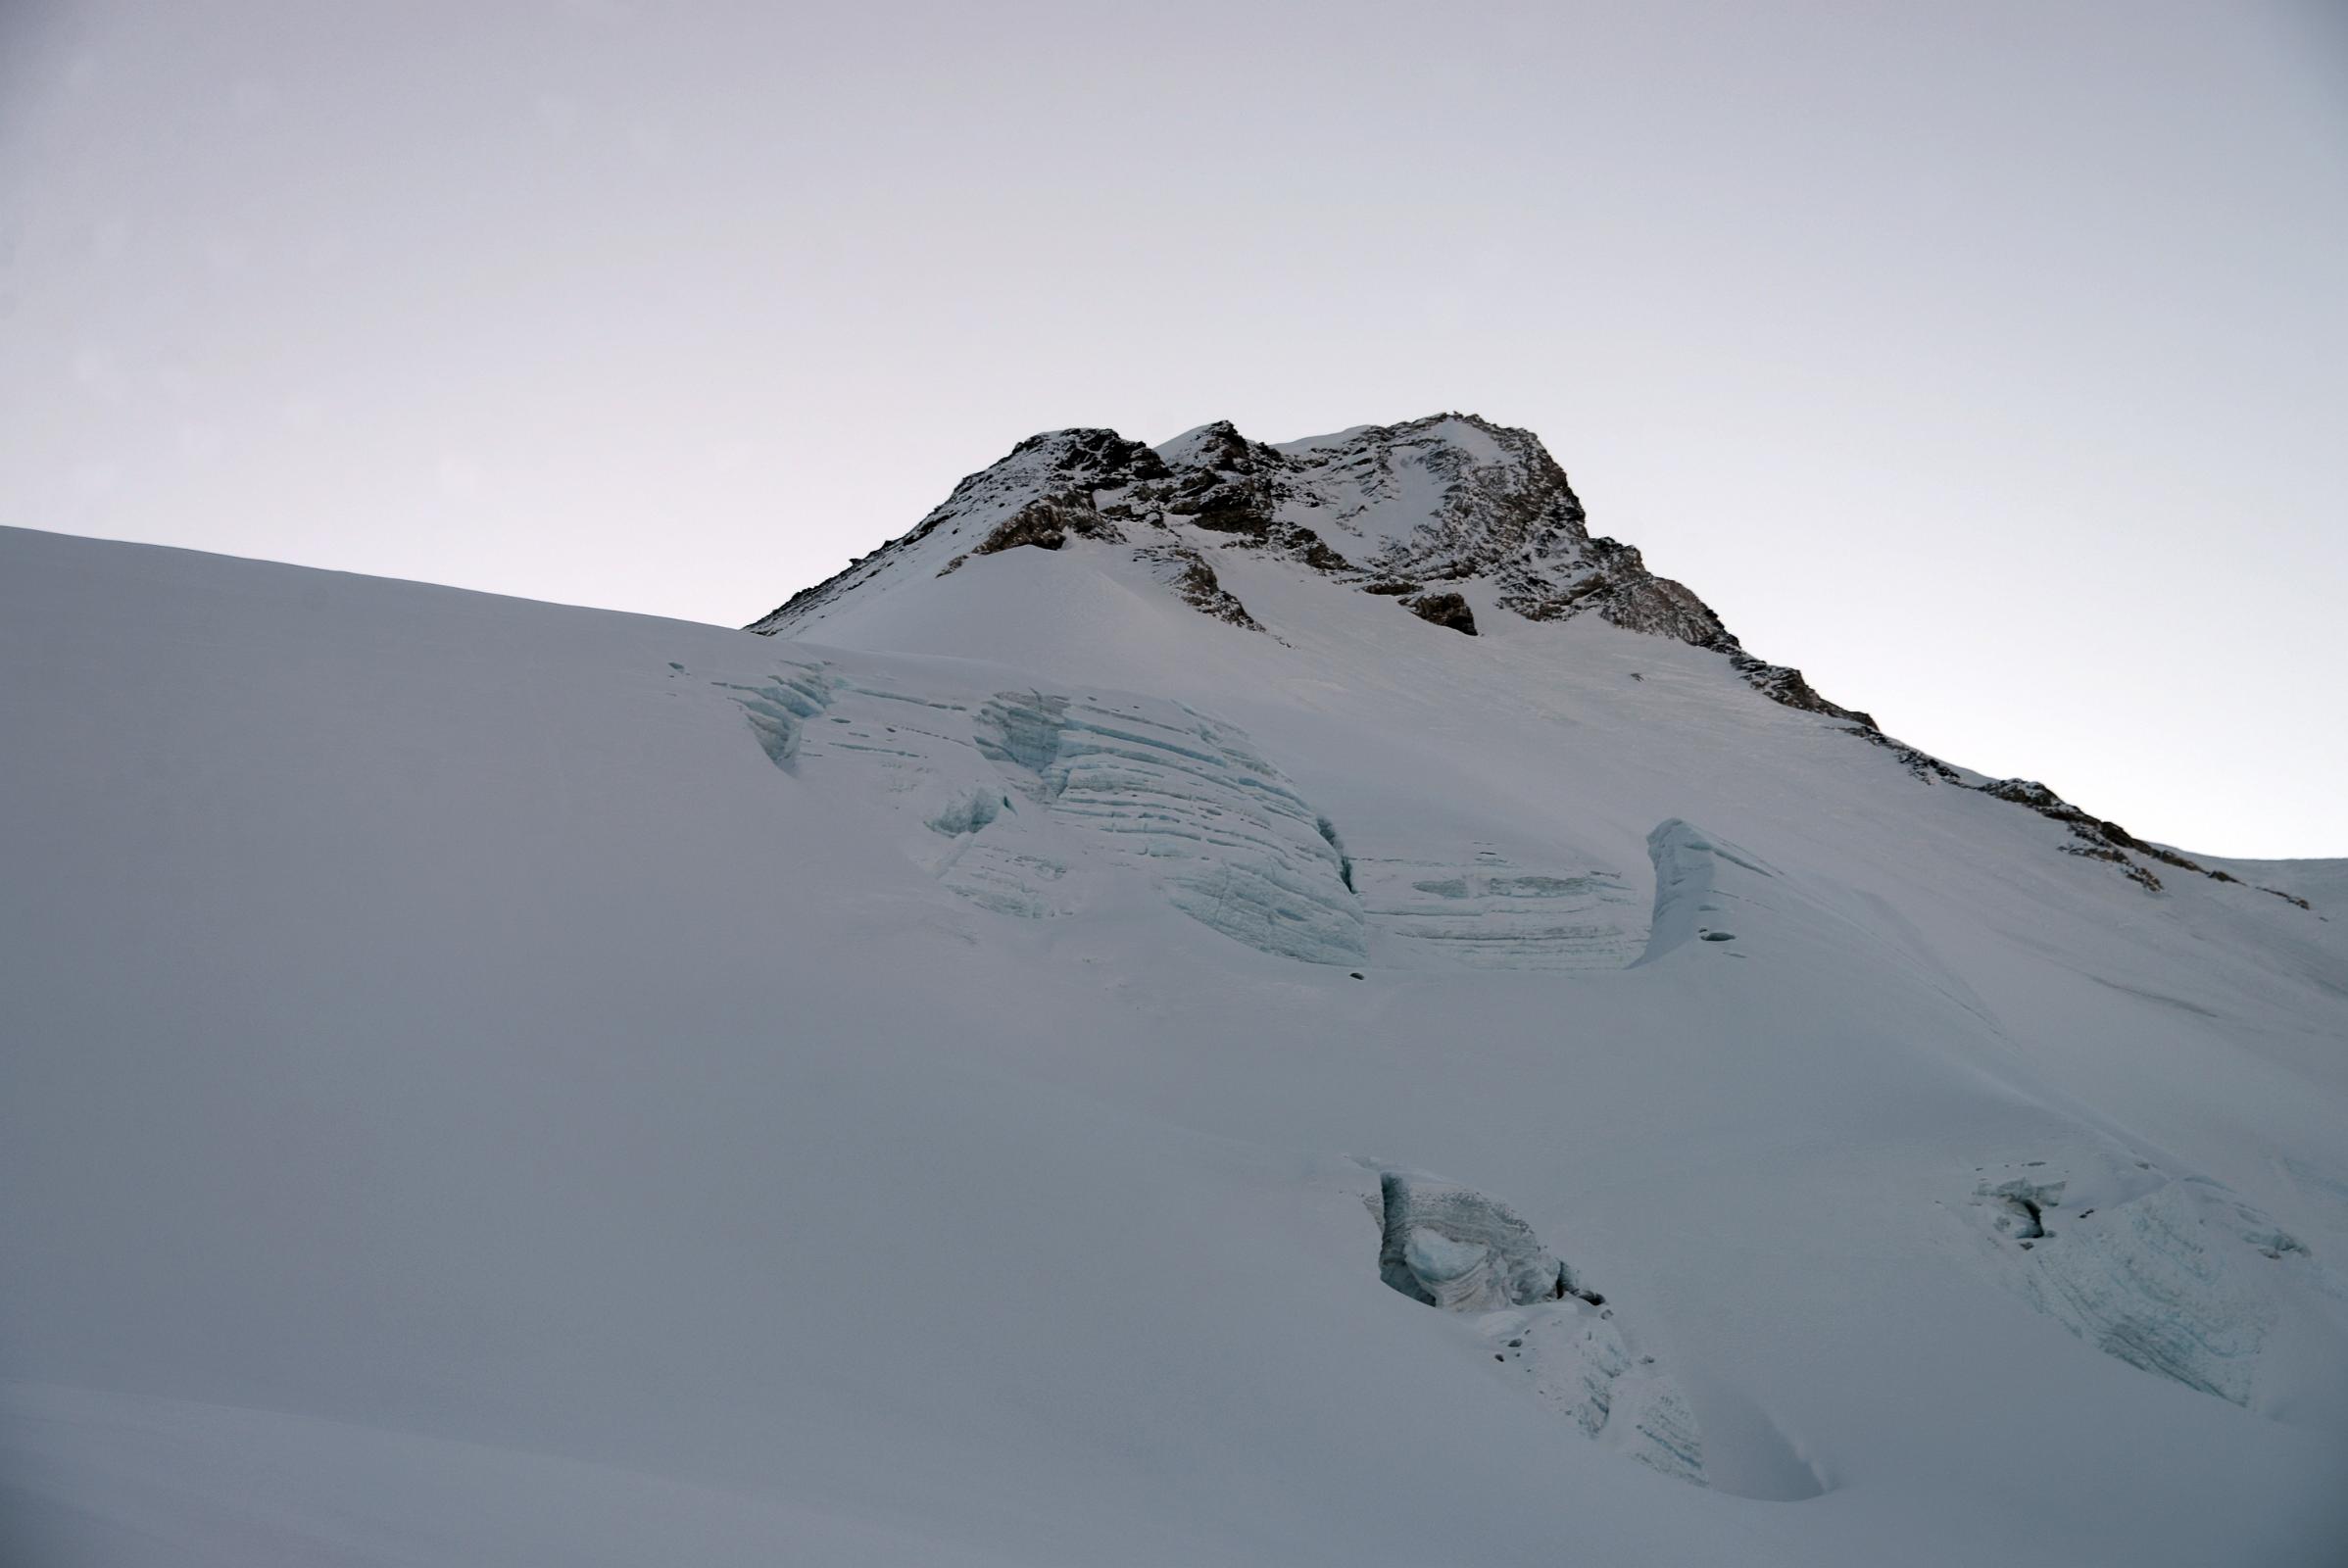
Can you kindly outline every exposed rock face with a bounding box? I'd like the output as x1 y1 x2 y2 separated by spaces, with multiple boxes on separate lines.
1155 419 1355 570
752 413 1862 719
750 427 1172 629
1404 591 1477 634
1979 778 2268 896
747 414 2316 903
1138 543 1260 630
972 495 1123 556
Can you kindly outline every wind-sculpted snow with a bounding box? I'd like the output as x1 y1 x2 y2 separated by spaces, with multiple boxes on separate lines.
1368 1167 1707 1486
1639 818 1778 963
1966 1153 2348 1416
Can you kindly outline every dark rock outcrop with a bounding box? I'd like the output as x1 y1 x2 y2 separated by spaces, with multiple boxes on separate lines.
973 495 1123 556
1404 591 1477 635
748 427 1174 631
1138 543 1260 630
1980 778 2263 896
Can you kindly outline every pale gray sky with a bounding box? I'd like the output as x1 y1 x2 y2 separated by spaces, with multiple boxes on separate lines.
3 1 2342 855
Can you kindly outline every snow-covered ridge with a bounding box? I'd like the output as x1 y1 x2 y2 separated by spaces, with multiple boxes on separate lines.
748 414 2307 906
746 415 1825 693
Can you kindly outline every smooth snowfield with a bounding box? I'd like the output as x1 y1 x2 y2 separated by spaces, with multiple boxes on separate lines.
3 524 2346 1565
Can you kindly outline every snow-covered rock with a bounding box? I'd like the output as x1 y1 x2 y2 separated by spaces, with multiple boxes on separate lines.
754 413 2284 901
751 415 1845 721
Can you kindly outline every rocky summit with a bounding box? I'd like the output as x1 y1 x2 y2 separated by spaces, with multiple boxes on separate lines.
756 414 1796 692
752 414 2286 903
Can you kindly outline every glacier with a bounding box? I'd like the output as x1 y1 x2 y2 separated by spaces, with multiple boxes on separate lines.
3 467 2346 1568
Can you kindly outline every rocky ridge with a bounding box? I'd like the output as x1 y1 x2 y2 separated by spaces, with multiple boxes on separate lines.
750 415 2300 905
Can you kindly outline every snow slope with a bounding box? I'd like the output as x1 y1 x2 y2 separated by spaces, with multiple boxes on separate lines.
3 467 2345 1564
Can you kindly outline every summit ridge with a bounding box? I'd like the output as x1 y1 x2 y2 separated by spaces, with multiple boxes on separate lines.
750 415 2279 902
752 415 1824 710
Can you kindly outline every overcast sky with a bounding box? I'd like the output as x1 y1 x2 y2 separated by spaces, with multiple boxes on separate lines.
3 1 2342 856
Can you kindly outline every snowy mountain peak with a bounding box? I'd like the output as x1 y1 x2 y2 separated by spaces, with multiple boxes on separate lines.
751 412 1843 713
747 416 2313 907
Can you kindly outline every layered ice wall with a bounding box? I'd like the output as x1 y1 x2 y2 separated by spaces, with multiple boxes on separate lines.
721 660 1365 963
973 691 1367 964
1348 852 1642 970
718 657 1650 971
